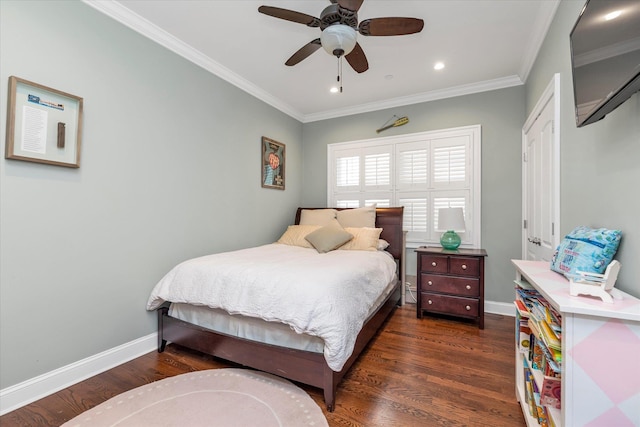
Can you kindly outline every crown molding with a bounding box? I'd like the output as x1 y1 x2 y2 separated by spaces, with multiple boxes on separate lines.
302 75 524 122
82 0 304 122
519 0 560 83
83 0 542 124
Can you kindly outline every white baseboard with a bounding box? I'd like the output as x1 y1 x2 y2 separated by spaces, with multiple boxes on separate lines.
485 300 516 317
1 301 515 416
0 333 157 416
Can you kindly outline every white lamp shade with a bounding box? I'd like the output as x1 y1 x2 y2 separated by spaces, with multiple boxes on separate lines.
320 24 357 56
436 207 466 232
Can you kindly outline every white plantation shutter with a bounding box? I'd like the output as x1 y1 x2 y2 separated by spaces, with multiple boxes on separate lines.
397 147 428 187
336 155 359 189
399 196 429 240
336 199 360 208
365 198 391 207
432 136 470 187
328 126 481 247
363 146 392 192
330 145 393 208
364 153 390 187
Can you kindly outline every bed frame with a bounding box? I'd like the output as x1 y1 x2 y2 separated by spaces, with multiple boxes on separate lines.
156 207 404 411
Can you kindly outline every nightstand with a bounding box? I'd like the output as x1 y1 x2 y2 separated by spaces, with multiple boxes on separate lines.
416 247 487 328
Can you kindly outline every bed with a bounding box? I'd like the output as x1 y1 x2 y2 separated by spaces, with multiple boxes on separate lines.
147 206 404 411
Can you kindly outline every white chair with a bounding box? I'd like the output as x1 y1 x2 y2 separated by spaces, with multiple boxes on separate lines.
569 260 621 304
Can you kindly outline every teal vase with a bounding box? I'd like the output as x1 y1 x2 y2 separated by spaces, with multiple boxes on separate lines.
440 230 461 250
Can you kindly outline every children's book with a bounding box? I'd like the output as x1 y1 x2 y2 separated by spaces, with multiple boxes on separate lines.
515 299 530 317
541 376 562 409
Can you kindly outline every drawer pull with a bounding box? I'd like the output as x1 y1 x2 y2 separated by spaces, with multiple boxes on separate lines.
431 261 437 267
462 264 467 270
465 305 471 311
428 300 433 305
428 281 433 286
466 285 471 290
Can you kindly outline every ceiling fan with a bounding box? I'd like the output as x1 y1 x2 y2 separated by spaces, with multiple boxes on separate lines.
258 0 424 74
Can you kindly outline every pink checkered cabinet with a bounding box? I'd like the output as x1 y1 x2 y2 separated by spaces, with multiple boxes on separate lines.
512 260 640 427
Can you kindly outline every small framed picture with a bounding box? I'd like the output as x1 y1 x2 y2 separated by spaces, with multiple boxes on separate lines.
261 136 285 190
5 76 83 168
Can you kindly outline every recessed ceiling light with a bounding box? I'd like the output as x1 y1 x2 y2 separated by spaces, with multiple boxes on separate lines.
434 62 445 70
330 87 339 94
605 10 622 20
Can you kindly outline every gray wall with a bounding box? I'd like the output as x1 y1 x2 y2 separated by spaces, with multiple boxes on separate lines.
0 1 303 389
302 87 526 305
525 0 640 297
2 0 639 395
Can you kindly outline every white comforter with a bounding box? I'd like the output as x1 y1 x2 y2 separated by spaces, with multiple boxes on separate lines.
147 243 397 371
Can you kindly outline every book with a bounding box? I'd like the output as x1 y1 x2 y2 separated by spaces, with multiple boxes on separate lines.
531 338 543 370
515 299 530 317
539 320 561 351
518 316 532 353
541 376 562 409
535 392 550 427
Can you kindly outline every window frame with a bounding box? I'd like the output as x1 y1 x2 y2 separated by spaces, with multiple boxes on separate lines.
327 125 481 249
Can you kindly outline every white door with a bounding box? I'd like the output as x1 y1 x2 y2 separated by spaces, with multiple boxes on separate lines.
522 75 560 261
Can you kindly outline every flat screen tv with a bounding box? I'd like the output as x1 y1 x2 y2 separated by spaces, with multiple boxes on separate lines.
570 0 640 127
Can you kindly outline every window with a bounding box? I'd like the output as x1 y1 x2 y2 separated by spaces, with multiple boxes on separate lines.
328 125 481 248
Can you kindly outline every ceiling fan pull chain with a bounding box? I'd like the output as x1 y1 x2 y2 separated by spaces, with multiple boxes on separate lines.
338 56 343 93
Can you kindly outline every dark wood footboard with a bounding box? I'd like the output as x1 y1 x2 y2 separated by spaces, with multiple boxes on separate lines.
157 280 401 411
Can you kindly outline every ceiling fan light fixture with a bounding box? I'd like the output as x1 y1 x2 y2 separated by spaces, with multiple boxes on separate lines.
320 24 357 57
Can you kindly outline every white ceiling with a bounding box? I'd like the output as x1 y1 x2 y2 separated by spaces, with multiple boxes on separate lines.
84 0 560 122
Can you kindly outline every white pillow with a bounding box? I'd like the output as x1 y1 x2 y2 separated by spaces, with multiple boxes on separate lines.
377 239 390 251
299 209 338 226
336 205 376 228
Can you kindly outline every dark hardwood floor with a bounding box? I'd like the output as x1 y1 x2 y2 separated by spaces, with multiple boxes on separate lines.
1 305 525 427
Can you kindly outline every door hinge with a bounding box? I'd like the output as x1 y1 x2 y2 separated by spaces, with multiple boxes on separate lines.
524 219 528 229
523 152 527 162
552 222 555 235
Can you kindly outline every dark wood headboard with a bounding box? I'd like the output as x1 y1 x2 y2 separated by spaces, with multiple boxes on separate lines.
294 207 405 262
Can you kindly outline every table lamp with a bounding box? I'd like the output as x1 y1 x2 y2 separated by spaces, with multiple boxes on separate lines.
437 207 466 250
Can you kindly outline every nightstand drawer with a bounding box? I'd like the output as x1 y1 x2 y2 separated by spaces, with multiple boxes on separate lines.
449 256 480 276
420 293 479 317
420 255 449 274
420 274 479 297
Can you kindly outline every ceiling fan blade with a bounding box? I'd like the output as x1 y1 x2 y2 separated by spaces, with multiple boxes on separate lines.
285 39 322 66
258 6 320 27
336 0 364 12
359 17 424 36
345 42 369 73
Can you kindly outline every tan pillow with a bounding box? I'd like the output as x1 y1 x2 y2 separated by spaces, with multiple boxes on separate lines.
299 209 338 226
339 227 383 251
277 225 321 248
305 220 354 253
336 205 376 228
